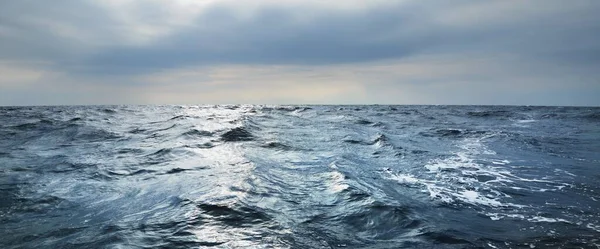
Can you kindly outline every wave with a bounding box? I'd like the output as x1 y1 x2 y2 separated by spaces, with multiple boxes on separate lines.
343 134 393 147
261 141 295 151
11 119 55 130
196 203 272 226
354 119 373 125
582 112 600 121
100 108 117 114
466 110 514 118
419 128 488 138
419 230 474 246
220 127 254 142
181 129 214 138
1 105 598 248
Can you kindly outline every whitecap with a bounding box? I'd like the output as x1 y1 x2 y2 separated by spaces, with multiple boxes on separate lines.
527 216 571 223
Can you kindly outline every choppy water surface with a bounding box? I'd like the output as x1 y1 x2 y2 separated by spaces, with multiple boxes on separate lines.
1 105 599 248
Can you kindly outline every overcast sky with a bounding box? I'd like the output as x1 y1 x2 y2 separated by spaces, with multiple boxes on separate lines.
1 0 599 106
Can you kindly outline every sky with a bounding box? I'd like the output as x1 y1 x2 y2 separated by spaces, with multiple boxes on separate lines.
1 0 599 106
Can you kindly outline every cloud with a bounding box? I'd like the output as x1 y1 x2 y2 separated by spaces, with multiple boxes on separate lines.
2 53 599 106
3 1 598 73
0 0 599 105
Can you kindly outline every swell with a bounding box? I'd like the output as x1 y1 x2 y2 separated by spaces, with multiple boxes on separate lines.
220 127 254 142
419 128 489 138
195 203 272 226
466 110 513 118
1 105 599 249
4 118 122 146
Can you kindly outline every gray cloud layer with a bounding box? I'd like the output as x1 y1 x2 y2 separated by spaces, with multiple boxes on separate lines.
1 0 599 105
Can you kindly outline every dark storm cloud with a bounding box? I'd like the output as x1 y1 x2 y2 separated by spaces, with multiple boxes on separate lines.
2 1 599 76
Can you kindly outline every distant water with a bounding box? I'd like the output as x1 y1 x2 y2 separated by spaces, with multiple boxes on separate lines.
1 105 599 248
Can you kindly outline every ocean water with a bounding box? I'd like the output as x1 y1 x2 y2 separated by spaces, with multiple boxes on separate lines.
0 105 599 249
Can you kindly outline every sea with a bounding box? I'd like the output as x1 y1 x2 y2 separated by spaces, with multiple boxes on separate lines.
0 105 599 248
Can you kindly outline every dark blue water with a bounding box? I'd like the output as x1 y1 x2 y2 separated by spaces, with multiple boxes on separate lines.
1 105 599 248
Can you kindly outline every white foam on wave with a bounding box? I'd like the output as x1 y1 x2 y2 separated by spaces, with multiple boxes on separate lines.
586 223 600 233
517 119 537 123
426 184 506 207
385 172 421 185
418 137 520 207
528 216 571 223
554 168 577 177
487 242 499 248
424 152 479 172
491 160 510 165
394 135 570 209
462 190 479 202
512 119 537 128
326 170 350 193
486 213 574 224
487 213 526 221
382 130 590 234
384 170 512 208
